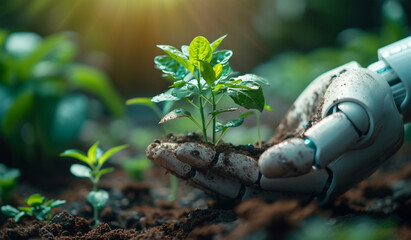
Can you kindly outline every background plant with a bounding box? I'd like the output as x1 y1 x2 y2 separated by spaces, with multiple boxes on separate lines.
126 98 178 201
0 163 20 205
151 35 271 145
1 193 65 222
60 142 127 227
0 30 125 170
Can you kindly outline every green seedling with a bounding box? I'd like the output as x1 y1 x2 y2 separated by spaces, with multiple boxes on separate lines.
60 142 127 227
1 193 65 222
0 164 20 204
150 35 271 145
122 157 152 182
125 98 179 201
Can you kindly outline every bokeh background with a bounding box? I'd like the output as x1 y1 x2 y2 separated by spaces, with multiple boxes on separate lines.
0 0 410 178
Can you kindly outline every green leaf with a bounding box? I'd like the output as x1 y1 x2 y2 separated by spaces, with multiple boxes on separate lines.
159 109 192 124
66 65 125 117
18 207 33 213
213 64 223 79
264 103 274 112
126 97 155 107
152 89 181 103
26 194 44 207
154 55 189 80
5 32 42 58
210 108 238 118
60 149 92 166
95 168 114 179
210 35 227 52
70 164 92 178
14 211 27 222
49 200 66 208
34 206 51 221
88 142 100 165
234 74 270 86
98 144 128 167
2 89 34 136
1 205 19 217
20 33 66 79
87 190 109 210
210 50 233 66
189 36 212 66
239 111 254 119
215 118 244 132
157 45 194 74
227 83 265 112
199 61 216 86
122 158 152 182
181 45 189 56
41 94 89 145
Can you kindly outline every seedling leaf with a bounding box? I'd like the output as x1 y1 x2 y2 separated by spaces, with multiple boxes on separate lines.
210 50 233 66
200 61 216 86
87 190 109 210
227 84 265 112
159 109 192 124
239 111 254 118
49 200 66 208
14 211 27 222
157 45 194 74
95 168 114 179
98 145 128 167
234 74 270 86
215 118 244 132
189 36 212 66
1 205 19 217
26 194 44 207
152 89 181 103
126 97 155 107
154 55 188 80
60 149 91 165
264 103 274 112
70 164 92 178
213 64 223 79
210 108 238 118
210 35 227 52
87 141 100 166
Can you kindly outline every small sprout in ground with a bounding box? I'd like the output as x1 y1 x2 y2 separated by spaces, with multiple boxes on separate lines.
122 157 152 182
1 193 65 222
0 164 20 204
149 35 272 145
60 141 127 228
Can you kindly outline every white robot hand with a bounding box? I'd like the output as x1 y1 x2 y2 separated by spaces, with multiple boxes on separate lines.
146 36 411 205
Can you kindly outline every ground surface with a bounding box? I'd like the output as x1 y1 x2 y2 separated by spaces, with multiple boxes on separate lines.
1 141 411 240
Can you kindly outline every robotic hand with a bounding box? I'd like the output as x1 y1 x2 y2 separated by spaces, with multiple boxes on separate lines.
146 36 411 205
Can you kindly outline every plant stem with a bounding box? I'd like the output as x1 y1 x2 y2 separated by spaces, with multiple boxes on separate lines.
196 65 209 143
168 175 178 202
211 91 216 144
256 111 261 148
198 97 209 143
93 206 99 228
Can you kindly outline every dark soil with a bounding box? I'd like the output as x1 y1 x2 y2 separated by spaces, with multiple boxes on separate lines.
1 146 411 239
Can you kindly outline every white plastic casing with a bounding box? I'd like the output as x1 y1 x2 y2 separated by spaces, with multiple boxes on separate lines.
377 36 411 123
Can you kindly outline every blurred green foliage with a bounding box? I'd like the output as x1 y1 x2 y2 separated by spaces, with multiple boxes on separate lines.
254 0 408 100
122 157 152 182
0 163 20 205
287 217 397 240
0 30 125 166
